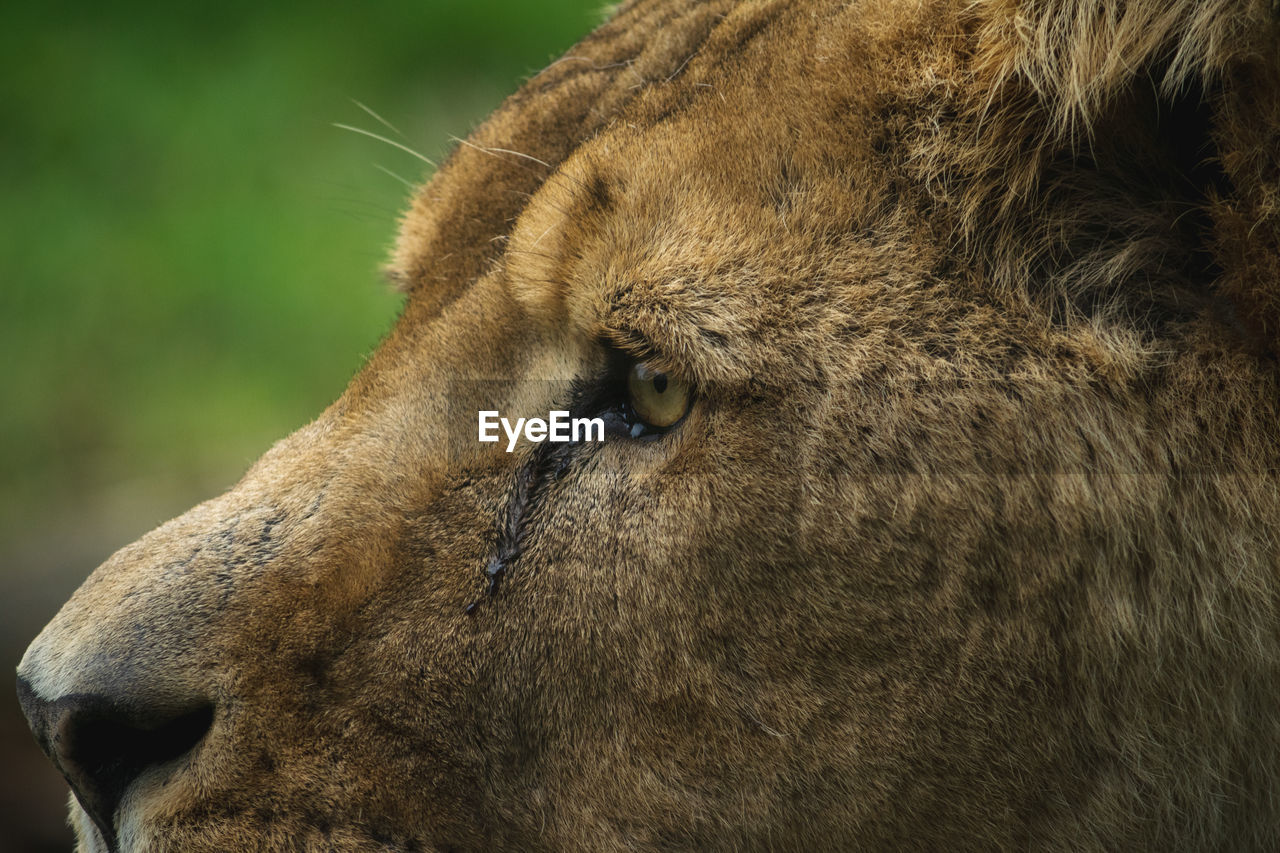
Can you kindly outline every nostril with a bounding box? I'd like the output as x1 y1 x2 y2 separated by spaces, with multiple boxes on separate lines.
62 701 215 807
16 677 214 843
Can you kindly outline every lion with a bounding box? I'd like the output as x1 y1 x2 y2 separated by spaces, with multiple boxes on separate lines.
15 0 1280 849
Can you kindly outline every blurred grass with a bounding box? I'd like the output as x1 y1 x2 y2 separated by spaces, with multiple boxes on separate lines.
0 1 605 541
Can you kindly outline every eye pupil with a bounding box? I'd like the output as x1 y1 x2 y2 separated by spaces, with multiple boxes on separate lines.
625 361 691 433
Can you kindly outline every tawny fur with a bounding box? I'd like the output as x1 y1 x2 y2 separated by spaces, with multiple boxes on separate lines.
16 0 1280 850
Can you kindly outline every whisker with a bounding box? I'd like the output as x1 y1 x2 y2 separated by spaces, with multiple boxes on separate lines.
665 49 697 83
543 55 637 74
333 123 437 167
531 224 556 247
374 163 418 191
452 135 554 169
486 147 552 169
505 247 561 262
350 99 405 138
450 136 593 195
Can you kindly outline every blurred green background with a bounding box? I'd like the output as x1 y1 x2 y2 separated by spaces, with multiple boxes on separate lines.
0 2 602 849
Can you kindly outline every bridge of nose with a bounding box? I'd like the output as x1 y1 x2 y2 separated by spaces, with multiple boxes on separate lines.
13 378 468 709
17 494 292 707
11 403 379 698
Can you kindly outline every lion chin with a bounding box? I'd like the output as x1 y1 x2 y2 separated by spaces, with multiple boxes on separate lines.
16 0 1280 850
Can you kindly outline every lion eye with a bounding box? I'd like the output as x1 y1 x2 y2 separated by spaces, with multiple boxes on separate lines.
626 362 691 431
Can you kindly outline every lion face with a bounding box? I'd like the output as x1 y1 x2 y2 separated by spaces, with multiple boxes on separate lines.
16 0 1280 850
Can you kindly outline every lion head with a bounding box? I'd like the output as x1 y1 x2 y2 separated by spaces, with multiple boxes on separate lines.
16 0 1280 849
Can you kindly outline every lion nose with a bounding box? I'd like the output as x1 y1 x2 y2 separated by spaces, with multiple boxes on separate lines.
15 675 214 841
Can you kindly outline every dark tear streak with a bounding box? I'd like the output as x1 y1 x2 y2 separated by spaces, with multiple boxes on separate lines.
465 371 620 614
465 428 579 614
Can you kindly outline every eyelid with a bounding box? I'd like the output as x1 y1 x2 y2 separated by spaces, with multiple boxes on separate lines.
632 362 663 381
599 333 696 392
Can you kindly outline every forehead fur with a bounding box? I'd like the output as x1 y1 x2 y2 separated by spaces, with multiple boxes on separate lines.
502 118 904 387
394 0 1280 378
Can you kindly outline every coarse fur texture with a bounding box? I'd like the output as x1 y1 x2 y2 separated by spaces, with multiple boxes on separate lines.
15 0 1280 849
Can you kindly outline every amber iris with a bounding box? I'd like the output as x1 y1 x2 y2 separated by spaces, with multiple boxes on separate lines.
626 363 691 429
